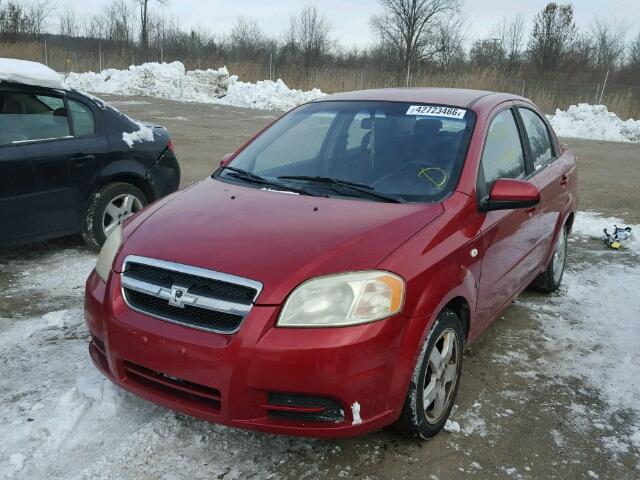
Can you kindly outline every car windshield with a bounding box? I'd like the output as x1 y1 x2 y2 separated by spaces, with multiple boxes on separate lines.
216 101 476 202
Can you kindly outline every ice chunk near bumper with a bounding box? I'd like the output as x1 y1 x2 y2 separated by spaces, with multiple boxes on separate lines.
351 401 362 426
0 57 66 89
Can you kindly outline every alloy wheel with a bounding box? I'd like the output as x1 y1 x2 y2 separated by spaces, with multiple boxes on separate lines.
423 328 460 424
552 230 567 284
102 193 143 236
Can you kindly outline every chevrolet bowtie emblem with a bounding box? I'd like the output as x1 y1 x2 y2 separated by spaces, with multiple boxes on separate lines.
169 285 190 308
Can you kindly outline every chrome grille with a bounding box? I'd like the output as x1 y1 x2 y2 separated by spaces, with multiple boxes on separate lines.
120 255 262 334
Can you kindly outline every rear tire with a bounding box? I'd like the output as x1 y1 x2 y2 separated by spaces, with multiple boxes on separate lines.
393 309 464 439
82 182 148 250
533 225 568 293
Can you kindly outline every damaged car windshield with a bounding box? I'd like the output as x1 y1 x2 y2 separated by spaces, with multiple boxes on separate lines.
216 101 476 202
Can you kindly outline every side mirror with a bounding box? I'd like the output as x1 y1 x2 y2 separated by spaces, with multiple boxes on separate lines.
484 178 540 212
219 153 233 167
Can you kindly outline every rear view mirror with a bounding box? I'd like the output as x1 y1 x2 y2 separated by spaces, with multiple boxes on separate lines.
485 178 540 211
219 153 233 167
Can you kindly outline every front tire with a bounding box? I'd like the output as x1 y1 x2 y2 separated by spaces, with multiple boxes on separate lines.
534 225 568 293
82 182 148 250
394 309 464 439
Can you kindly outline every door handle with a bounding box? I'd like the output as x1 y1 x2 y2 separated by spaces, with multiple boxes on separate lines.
560 174 569 185
70 154 96 167
525 206 537 214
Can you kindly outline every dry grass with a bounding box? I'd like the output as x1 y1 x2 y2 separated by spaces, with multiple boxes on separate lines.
2 41 639 119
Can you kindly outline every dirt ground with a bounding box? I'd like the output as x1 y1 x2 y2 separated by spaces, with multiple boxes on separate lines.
1 95 639 480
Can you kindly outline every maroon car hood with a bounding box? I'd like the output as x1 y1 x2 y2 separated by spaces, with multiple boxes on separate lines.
117 179 443 304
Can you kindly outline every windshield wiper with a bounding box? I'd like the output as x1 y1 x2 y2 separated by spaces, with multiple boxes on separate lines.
277 175 406 204
221 167 320 196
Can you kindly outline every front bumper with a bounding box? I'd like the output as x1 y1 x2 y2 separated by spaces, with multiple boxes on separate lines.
84 269 423 438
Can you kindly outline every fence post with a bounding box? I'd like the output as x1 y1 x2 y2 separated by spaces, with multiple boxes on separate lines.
44 40 48 65
521 78 526 96
598 69 609 105
269 53 273 81
99 41 102 72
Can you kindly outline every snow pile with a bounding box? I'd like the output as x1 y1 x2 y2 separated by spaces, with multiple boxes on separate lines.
0 57 66 90
65 61 325 111
223 77 325 111
548 104 640 143
66 62 229 101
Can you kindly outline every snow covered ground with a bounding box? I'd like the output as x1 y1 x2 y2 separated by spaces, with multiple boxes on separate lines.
519 212 640 453
1 211 638 479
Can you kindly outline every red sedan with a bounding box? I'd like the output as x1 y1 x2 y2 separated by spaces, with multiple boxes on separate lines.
85 88 577 439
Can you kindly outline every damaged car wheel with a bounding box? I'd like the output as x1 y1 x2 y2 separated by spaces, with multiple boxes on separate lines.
394 309 464 439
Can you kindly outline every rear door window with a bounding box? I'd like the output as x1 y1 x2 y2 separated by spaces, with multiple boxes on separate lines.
68 99 96 136
481 109 526 188
518 108 554 170
0 93 71 145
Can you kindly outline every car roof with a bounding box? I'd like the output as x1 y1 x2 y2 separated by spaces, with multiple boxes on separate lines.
0 57 67 90
313 87 526 110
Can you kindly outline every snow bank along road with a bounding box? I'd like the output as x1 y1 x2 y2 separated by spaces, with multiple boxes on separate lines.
1 98 639 480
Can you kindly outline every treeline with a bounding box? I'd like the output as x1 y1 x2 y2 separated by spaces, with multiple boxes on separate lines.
3 0 639 75
1 0 640 117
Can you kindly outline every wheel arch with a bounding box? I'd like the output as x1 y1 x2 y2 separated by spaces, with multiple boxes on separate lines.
86 172 154 205
565 211 575 233
441 296 470 341
543 208 576 266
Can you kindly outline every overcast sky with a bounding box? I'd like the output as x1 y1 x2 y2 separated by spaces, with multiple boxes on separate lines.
60 0 640 47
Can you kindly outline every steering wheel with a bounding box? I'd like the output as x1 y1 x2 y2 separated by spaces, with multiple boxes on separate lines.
372 161 448 189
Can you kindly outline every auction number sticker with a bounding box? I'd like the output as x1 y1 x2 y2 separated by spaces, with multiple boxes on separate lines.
406 105 466 119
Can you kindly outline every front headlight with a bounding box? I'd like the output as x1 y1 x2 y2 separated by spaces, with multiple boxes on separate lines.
277 271 405 327
95 224 123 282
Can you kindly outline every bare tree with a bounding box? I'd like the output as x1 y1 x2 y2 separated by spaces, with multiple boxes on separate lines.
0 1 31 42
470 38 505 69
432 16 467 69
58 8 79 37
629 32 640 73
566 32 596 71
229 16 264 60
591 19 627 71
287 5 333 69
497 15 525 71
370 0 462 76
28 0 54 37
100 0 135 47
527 2 577 72
132 0 167 52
